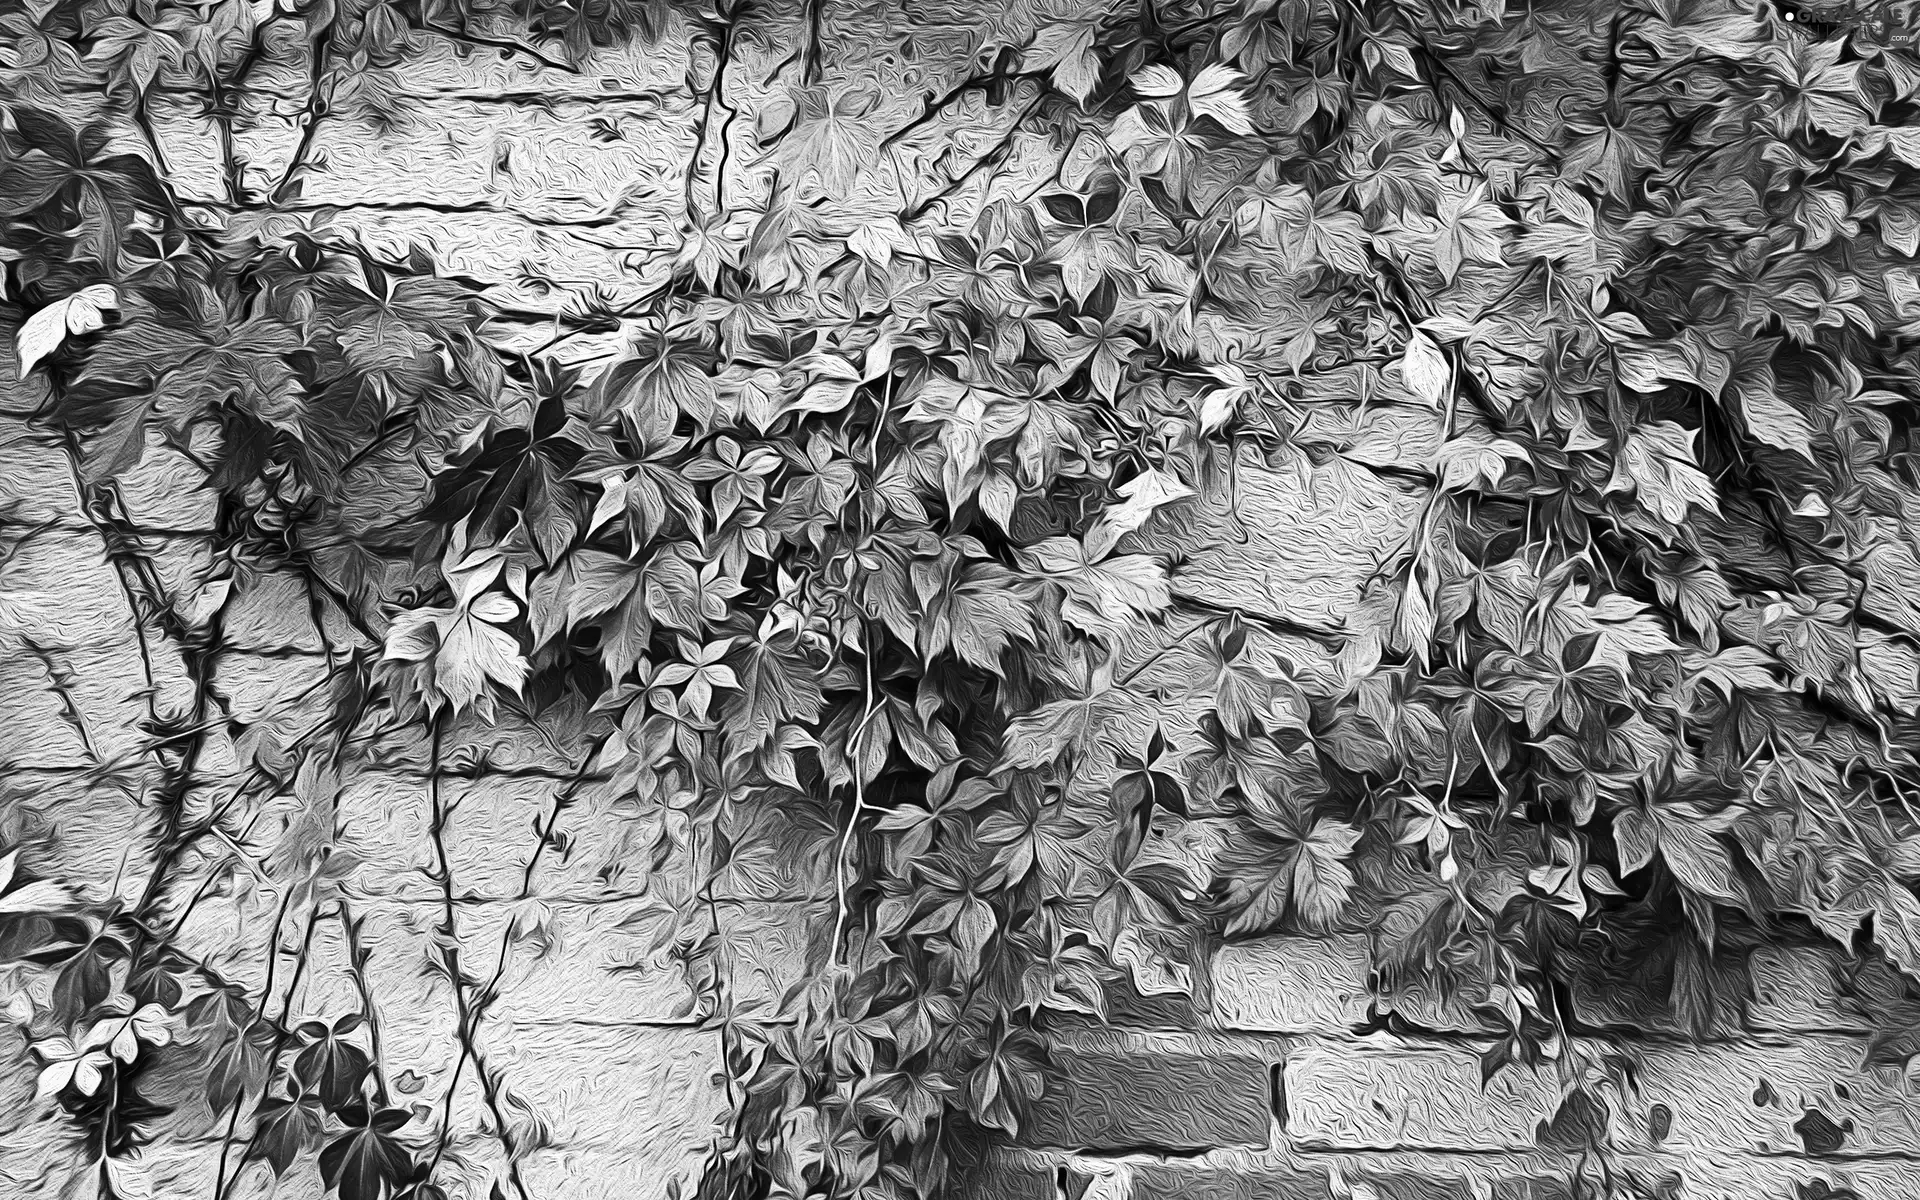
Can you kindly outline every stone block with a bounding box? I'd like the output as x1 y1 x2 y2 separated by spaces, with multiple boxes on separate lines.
336 770 556 901
111 440 221 533
353 24 693 99
374 708 603 777
1021 1032 1274 1151
1125 1159 1486 1200
0 769 152 906
968 1150 1556 1200
953 1150 1061 1200
1123 1158 1328 1200
293 99 690 225
221 572 327 654
1126 444 1422 634
214 649 333 727
1 524 196 765
0 1112 97 1199
1211 937 1372 1035
1291 403 1444 476
1282 1040 1560 1152
1623 1037 1920 1158
474 1023 721 1157
300 207 678 312
0 413 76 525
487 899 691 1024
517 1144 715 1200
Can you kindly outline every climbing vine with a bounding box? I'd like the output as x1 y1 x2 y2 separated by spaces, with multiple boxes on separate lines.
12 0 1920 1198
0 0 669 1197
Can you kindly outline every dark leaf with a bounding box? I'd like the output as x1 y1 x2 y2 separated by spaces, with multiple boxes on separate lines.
320 1108 417 1200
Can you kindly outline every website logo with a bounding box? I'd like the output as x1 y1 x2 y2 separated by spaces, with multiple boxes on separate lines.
1780 0 1920 48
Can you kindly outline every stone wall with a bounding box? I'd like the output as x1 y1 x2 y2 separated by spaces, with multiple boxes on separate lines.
3 4 1917 1199
966 934 1918 1200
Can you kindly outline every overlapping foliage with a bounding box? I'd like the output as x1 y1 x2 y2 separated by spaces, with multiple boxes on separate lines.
0 1 648 1197
12 0 1920 1198
388 2 1920 1197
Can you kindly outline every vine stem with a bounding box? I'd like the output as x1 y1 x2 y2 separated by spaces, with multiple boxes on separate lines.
421 716 467 1186
801 0 826 87
420 715 528 1200
265 30 335 207
700 818 738 1114
458 726 613 1200
416 19 577 73
211 886 322 1200
830 645 883 967
685 11 736 228
709 7 739 222
57 435 157 705
338 903 391 1105
56 434 236 986
828 372 898 970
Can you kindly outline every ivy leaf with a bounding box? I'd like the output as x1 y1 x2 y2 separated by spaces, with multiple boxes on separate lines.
1017 538 1170 640
17 284 118 375
1734 378 1816 461
1871 886 1920 978
0 869 73 914
207 1021 276 1115
1027 18 1102 104
1051 227 1135 305
1186 64 1255 135
1235 184 1367 273
1112 728 1187 866
33 1037 111 1097
721 641 825 759
319 1108 416 1200
591 340 718 442
904 376 1025 516
1001 684 1138 769
1687 646 1784 701
293 1020 372 1110
421 389 586 549
1131 63 1253 134
1110 928 1194 996
250 1094 326 1178
1437 434 1528 492
935 564 1036 674
430 596 529 714
1084 469 1195 560
1431 186 1506 281
654 637 741 722
1221 819 1359 934
1196 363 1254 434
780 86 881 201
1131 64 1185 98
1291 819 1361 928
1650 803 1747 909
1606 422 1719 525
1400 331 1451 408
951 895 997 978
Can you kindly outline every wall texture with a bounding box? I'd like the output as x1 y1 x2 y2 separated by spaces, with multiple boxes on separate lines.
2 4 1917 1200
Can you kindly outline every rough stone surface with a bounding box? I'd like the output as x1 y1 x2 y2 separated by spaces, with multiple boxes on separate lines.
1282 1041 1561 1153
1129 443 1427 634
1020 1032 1277 1151
1622 1037 1920 1158
1210 937 1372 1035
